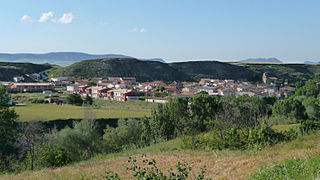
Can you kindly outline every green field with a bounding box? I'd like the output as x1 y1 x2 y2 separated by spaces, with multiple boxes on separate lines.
13 104 151 122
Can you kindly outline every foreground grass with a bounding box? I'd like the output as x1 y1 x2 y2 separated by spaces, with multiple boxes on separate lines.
3 132 320 180
13 104 151 122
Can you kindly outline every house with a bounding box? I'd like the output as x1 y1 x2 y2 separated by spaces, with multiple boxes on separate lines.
75 79 89 85
91 86 110 98
45 96 66 105
108 89 139 101
150 81 167 87
10 83 54 93
67 84 80 93
13 76 24 83
50 77 68 82
79 85 90 93
145 97 168 103
121 77 136 84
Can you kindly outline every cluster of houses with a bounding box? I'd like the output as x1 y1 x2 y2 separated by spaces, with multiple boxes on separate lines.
0 73 295 103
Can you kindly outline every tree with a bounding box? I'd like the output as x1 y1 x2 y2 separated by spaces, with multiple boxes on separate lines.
84 94 93 105
66 94 83 106
0 85 18 172
272 97 307 123
0 85 10 107
86 82 97 86
155 86 165 92
16 122 44 170
50 120 101 161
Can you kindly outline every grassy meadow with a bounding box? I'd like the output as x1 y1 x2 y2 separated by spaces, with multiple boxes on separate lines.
13 104 151 122
3 131 320 180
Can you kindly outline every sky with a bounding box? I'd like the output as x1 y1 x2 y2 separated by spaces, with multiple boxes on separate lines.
0 0 320 63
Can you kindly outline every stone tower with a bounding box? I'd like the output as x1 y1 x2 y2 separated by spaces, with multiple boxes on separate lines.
262 72 267 84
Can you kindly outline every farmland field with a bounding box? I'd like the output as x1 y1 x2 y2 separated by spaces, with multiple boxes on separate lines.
13 104 151 122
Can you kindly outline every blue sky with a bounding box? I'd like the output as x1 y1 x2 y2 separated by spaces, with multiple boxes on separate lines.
0 0 319 63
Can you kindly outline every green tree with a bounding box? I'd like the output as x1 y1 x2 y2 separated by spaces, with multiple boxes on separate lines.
86 82 97 86
190 94 222 133
155 86 165 92
66 94 83 106
50 120 101 161
84 94 93 105
0 85 18 172
272 97 307 123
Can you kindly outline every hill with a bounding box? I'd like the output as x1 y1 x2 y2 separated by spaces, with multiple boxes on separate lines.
304 61 320 64
169 60 258 81
0 52 166 66
47 58 258 82
234 62 320 84
239 58 283 63
0 62 52 81
47 58 191 82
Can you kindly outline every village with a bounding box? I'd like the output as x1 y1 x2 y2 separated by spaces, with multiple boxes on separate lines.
0 72 295 104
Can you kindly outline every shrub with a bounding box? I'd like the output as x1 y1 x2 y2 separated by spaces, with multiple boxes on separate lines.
103 118 143 153
251 156 320 180
183 123 298 151
104 157 209 179
300 120 320 135
42 147 71 168
49 120 102 162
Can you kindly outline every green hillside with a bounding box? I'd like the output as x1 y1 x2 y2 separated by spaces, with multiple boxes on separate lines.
47 58 259 82
46 58 191 82
234 63 320 84
169 61 259 81
0 62 52 81
3 59 320 84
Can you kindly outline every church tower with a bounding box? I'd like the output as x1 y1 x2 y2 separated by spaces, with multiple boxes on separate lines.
262 72 267 84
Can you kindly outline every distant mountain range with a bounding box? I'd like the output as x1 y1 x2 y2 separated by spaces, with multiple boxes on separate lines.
0 52 166 65
304 61 320 64
239 58 283 63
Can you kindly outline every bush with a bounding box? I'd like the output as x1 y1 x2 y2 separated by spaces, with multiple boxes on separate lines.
300 120 320 135
104 157 209 179
251 156 320 180
103 118 143 153
42 147 71 168
49 120 101 162
183 123 298 151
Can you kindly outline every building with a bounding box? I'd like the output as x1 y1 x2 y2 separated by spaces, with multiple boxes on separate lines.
67 84 80 93
50 77 68 82
107 89 139 101
145 97 168 103
9 83 54 93
13 76 24 83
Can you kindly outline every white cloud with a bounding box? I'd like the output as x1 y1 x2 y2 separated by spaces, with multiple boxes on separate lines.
21 15 33 23
21 12 74 24
129 28 137 32
39 11 54 22
129 28 148 33
140 28 147 33
58 13 74 24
